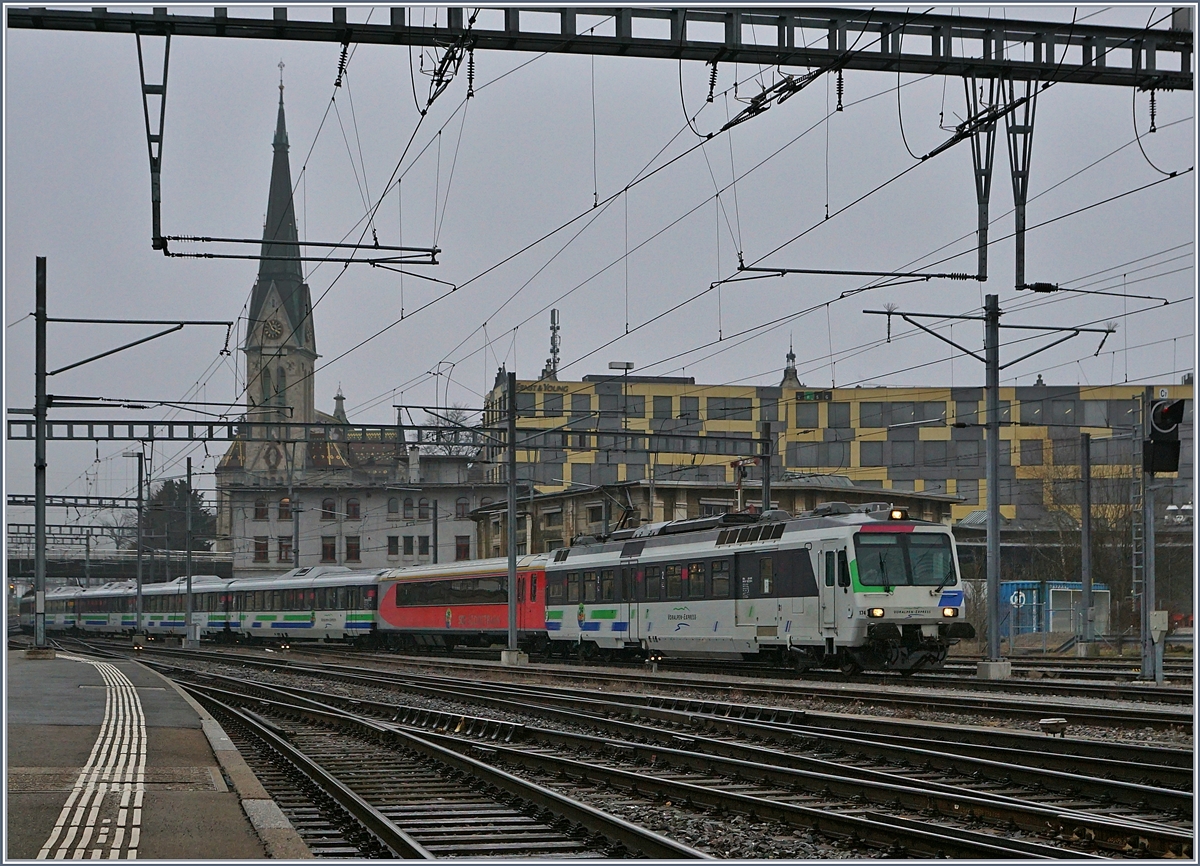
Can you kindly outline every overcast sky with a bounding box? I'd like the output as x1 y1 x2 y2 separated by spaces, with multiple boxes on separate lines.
4 4 1195 523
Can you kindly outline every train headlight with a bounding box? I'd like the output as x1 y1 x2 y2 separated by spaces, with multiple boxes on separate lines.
889 508 908 520
867 608 885 618
942 607 959 618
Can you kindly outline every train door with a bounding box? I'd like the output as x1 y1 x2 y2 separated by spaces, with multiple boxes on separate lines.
621 563 640 642
818 543 840 637
732 554 754 627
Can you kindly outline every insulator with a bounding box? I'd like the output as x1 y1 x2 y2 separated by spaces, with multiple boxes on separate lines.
836 70 844 111
1149 90 1157 133
707 61 718 103
467 47 475 98
335 42 349 87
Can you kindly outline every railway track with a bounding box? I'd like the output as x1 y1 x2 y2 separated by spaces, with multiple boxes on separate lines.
154 658 1192 859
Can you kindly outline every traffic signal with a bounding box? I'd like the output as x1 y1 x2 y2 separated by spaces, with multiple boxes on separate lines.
1144 399 1186 474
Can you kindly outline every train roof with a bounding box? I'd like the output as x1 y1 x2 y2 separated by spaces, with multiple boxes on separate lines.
227 567 388 591
379 554 548 583
553 504 949 564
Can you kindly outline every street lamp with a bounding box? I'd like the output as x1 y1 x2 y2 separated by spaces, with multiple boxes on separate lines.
608 362 634 430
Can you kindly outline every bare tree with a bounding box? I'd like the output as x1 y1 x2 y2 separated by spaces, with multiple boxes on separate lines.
420 404 481 457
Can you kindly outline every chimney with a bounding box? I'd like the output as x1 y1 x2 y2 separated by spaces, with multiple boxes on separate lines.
407 444 421 484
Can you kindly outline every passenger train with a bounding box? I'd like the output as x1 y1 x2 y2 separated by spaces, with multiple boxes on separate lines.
19 502 973 672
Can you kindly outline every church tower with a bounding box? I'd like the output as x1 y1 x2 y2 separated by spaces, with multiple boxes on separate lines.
245 71 317 432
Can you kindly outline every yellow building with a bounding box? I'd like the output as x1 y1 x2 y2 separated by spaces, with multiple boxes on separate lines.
482 357 1193 526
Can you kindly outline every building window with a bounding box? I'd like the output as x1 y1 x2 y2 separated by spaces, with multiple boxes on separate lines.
403 536 414 556
418 498 430 520
387 536 400 556
860 402 886 427
456 497 470 519
278 497 291 521
653 395 673 419
1021 439 1044 465
544 510 563 528
321 498 336 520
828 402 851 429
346 498 361 520
345 536 361 562
418 536 430 556
388 497 399 514
321 537 336 562
455 536 470 561
543 393 563 417
278 535 293 563
403 497 414 518
795 402 819 429
860 441 885 466
625 394 645 418
253 537 269 562
679 396 700 420
516 392 536 416
253 499 268 520
587 505 604 524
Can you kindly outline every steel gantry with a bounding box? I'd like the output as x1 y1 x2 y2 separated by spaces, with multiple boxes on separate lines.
7 7 1192 90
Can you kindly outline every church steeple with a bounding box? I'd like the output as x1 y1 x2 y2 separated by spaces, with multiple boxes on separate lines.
247 64 312 353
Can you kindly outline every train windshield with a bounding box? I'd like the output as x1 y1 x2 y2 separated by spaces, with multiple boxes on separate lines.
853 532 956 587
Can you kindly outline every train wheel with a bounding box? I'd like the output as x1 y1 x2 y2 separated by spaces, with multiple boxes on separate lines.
839 656 863 675
577 641 598 662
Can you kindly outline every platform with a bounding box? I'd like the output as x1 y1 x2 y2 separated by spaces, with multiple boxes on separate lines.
6 649 309 859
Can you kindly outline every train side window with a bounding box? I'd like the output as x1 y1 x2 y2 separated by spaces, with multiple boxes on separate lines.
583 571 598 603
687 562 706 599
530 574 538 602
837 550 851 588
760 557 774 595
365 587 377 610
665 564 682 600
825 551 836 587
645 566 662 601
548 575 565 602
567 572 581 604
518 577 525 604
619 568 632 602
600 570 614 601
711 561 730 598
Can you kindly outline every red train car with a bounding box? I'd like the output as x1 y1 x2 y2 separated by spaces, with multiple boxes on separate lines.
376 555 548 652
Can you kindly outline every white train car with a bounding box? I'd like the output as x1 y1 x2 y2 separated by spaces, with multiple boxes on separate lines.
225 566 387 643
544 503 973 672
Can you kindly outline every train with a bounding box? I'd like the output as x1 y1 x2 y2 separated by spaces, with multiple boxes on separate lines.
19 502 974 672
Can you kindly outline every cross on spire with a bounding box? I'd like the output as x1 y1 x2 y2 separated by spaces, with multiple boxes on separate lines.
278 60 285 101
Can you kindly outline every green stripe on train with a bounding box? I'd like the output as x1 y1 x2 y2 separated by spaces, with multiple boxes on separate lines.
589 609 618 619
545 610 564 620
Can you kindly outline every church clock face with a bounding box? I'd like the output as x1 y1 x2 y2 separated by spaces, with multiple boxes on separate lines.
263 319 284 339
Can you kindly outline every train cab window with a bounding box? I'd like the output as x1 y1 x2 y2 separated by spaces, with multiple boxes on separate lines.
529 574 538 602
665 564 682 600
760 557 774 595
600 570 614 601
567 573 581 604
711 561 730 598
825 552 836 587
837 550 851 588
645 566 662 601
687 562 706 599
583 571 598 603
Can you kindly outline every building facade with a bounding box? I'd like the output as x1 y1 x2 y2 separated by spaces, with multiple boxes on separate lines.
214 86 503 576
482 356 1193 527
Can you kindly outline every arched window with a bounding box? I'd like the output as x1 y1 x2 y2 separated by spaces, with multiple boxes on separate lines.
418 498 430 520
346 498 361 520
321 498 336 520
480 497 493 508
253 499 268 520
403 498 414 519
456 497 470 519
387 497 399 515
278 497 291 521
275 366 287 407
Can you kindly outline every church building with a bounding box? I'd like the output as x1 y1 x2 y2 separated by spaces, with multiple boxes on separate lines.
214 83 503 576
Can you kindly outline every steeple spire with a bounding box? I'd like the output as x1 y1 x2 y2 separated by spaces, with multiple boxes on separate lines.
247 72 311 350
